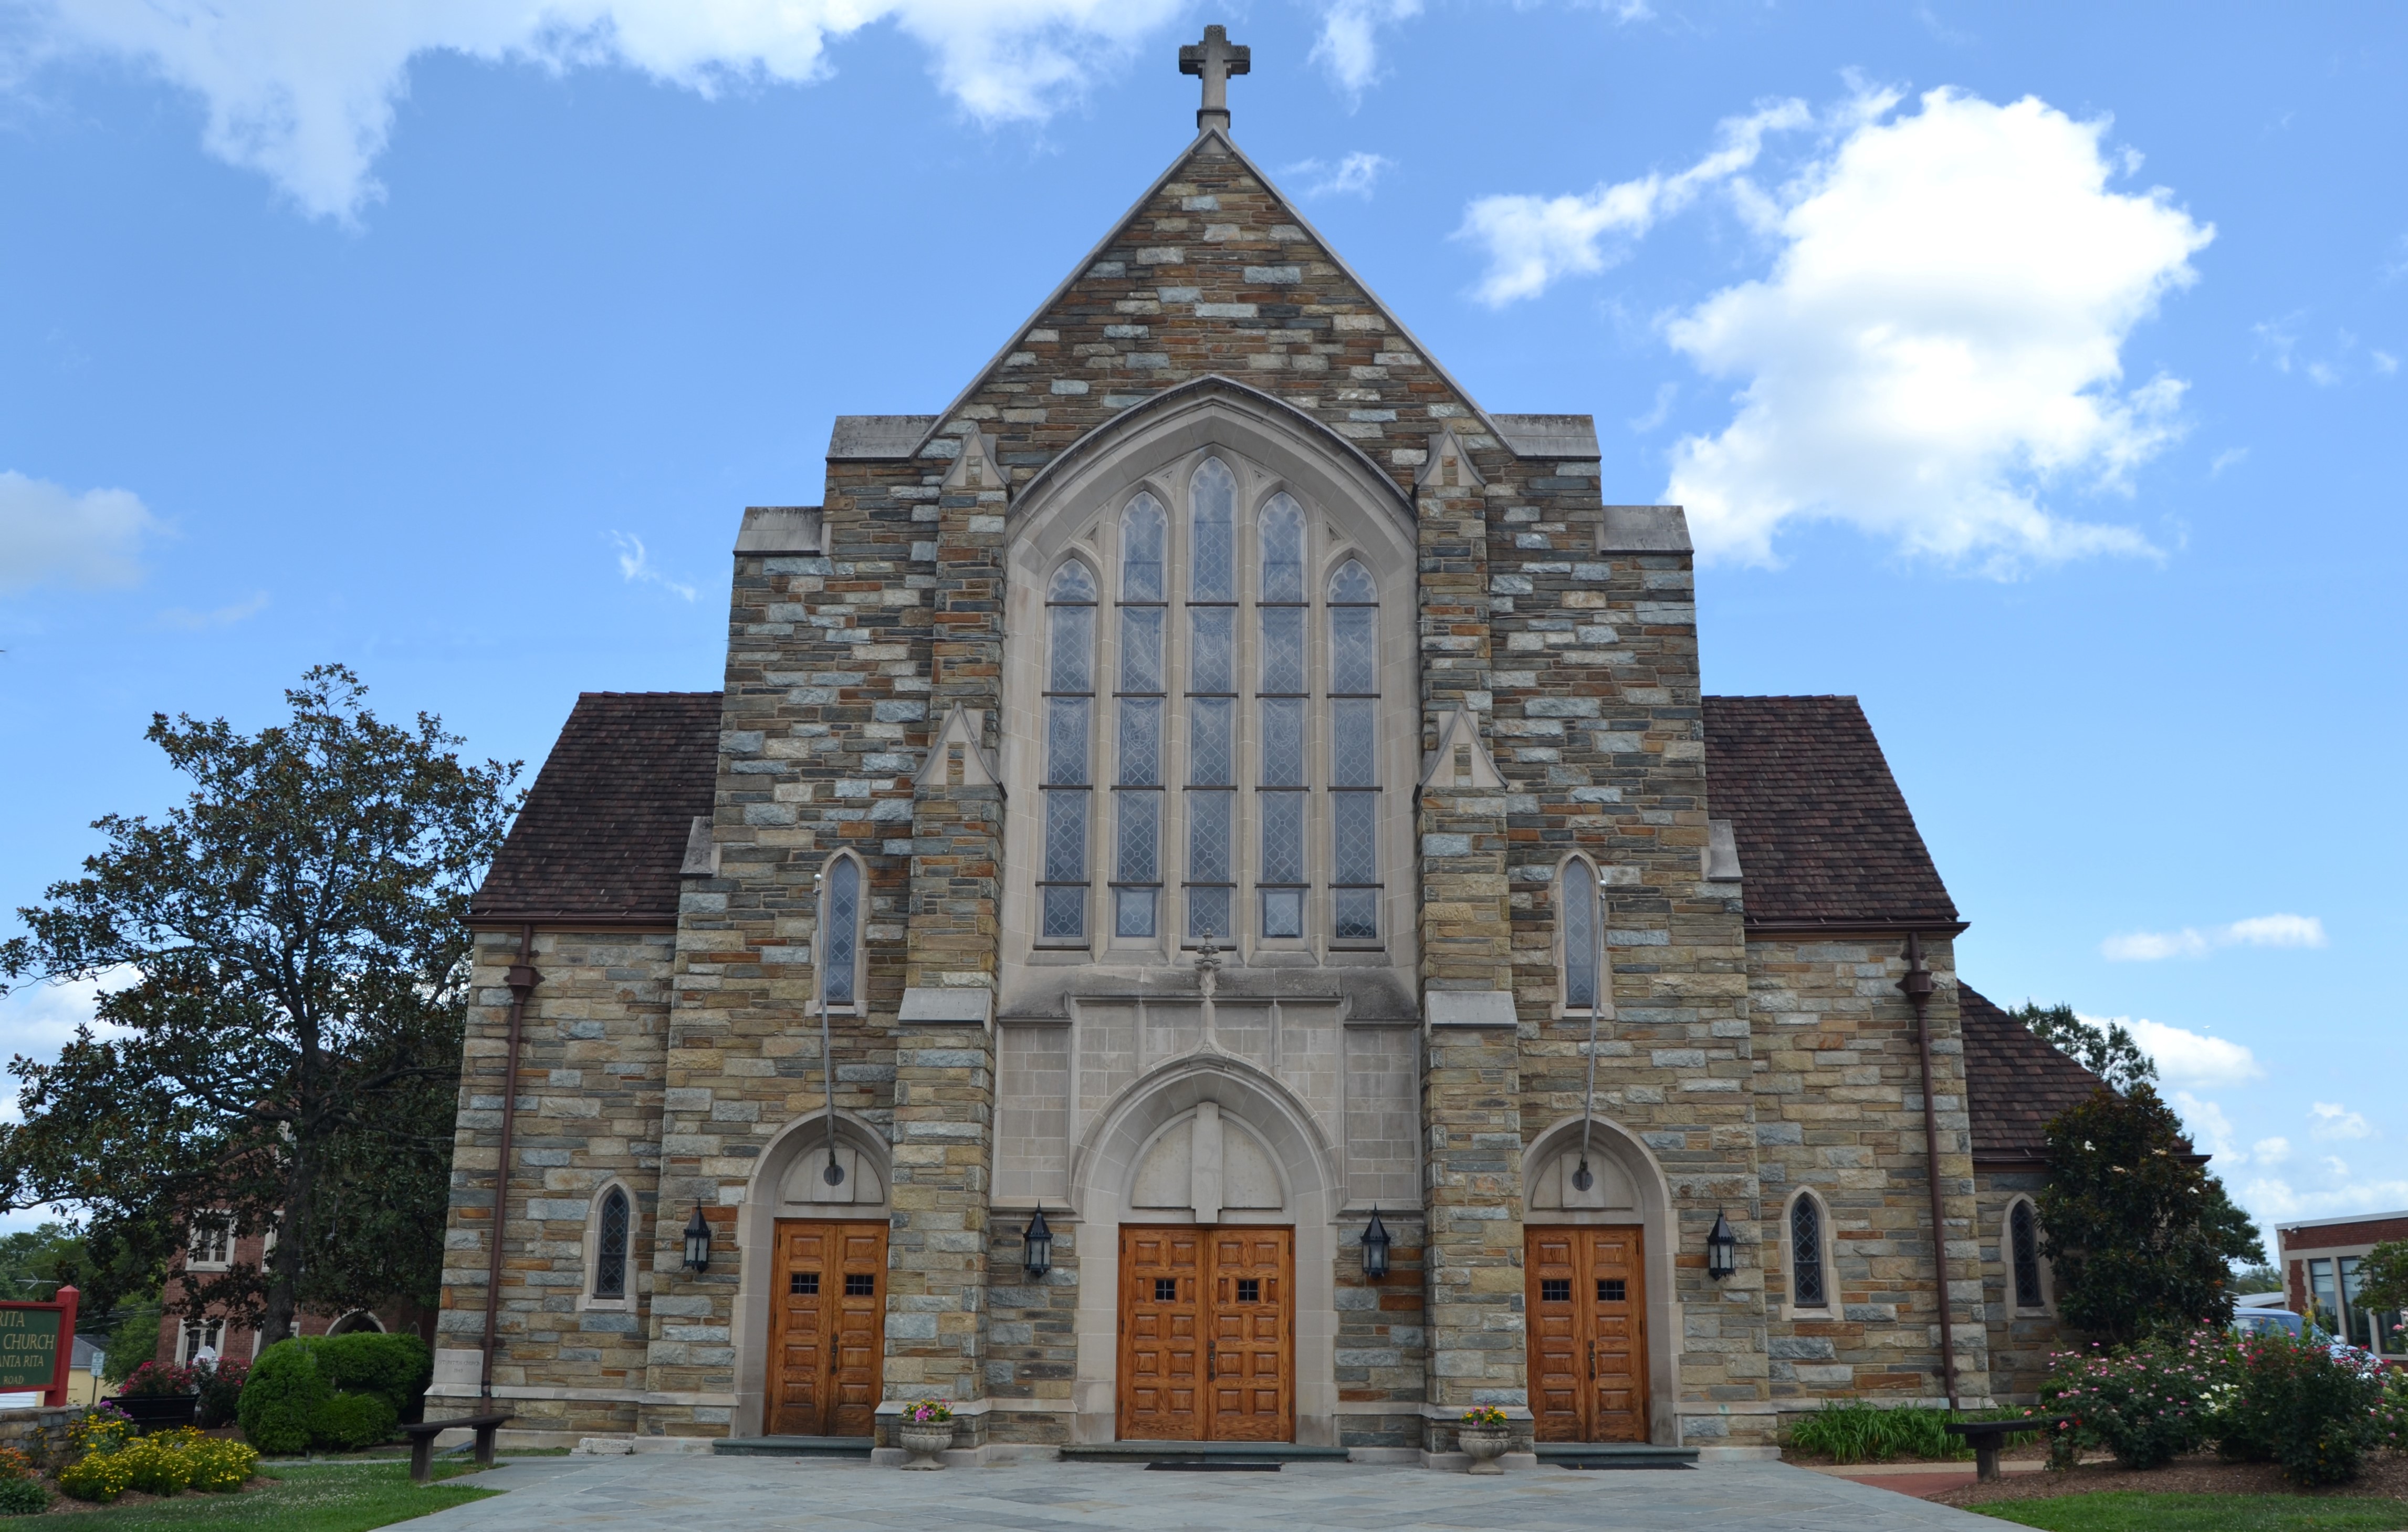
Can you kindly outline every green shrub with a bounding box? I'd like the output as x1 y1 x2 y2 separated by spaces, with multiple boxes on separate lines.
2040 1329 2232 1470
0 1478 46 1515
237 1339 330 1454
2215 1327 2382 1486
311 1389 399 1451
310 1332 430 1416
1786 1402 1968 1463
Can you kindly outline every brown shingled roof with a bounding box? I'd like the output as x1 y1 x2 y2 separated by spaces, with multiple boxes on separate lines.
1959 984 2111 1165
469 692 723 925
1701 695 1960 932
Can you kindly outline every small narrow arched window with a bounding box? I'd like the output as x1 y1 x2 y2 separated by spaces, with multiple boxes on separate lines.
1790 1194 1827 1309
822 855 862 1006
1561 858 1601 1013
1041 561 1097 942
2011 1200 2045 1310
594 1187 630 1300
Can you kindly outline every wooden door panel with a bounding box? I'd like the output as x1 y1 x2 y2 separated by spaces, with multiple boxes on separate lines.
1121 1225 1292 1443
1525 1224 1650 1444
1120 1228 1205 1440
769 1220 885 1438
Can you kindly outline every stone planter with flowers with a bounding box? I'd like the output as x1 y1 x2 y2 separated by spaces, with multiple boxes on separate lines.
1456 1406 1511 1474
895 1400 955 1470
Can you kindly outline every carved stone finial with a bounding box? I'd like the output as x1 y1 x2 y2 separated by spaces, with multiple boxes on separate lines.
1178 24 1250 134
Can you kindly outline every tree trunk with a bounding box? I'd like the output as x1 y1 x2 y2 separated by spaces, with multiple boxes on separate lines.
260 1149 319 1347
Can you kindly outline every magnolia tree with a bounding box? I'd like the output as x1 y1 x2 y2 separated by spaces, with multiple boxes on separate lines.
2039 1081 2265 1346
0 667 518 1344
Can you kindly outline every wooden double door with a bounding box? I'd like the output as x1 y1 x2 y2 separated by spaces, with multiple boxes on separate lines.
767 1218 887 1438
1526 1225 1650 1442
1118 1225 1293 1442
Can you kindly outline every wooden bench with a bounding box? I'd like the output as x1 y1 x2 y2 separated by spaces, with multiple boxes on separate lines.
1943 1416 2066 1482
400 1413 514 1485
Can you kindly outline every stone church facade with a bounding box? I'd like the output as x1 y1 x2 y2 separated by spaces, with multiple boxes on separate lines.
431 38 2101 1462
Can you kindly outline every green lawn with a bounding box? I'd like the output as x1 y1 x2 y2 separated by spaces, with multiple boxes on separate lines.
32 1461 497 1532
1973 1493 2408 1531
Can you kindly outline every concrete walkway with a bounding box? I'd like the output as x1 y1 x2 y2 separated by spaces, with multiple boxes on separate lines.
410 1453 2001 1530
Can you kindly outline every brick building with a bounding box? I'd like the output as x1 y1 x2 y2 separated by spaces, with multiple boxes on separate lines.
2278 1213 2408 1360
156 1224 429 1369
431 31 2105 1460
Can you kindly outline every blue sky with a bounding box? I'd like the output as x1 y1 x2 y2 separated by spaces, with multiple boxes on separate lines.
1 1 2401 1247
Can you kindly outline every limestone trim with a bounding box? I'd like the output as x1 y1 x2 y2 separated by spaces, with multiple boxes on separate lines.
2000 1195 2056 1317
577 1178 644 1315
1522 1113 1684 1447
728 1110 894 1440
1067 1056 1343 1446
1776 1186 1837 1321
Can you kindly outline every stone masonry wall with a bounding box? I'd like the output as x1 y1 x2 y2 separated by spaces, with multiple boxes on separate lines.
1975 1167 2061 1404
1750 940 1994 1419
436 927 671 1439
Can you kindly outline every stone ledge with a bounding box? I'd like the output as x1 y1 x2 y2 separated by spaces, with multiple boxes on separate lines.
1423 992 1516 1029
898 987 993 1027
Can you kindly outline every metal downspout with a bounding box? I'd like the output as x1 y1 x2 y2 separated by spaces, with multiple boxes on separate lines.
480 924 539 1405
1900 932 1960 1409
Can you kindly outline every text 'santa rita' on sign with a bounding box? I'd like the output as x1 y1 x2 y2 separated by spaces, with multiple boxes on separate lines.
0 1309 61 1391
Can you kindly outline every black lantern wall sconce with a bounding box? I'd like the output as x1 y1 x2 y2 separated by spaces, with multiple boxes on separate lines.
1023 1207 1054 1279
1706 1211 1737 1281
1360 1209 1392 1280
682 1203 714 1272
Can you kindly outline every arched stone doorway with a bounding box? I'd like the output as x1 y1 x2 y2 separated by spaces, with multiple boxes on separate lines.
1069 1057 1343 1445
1521 1113 1682 1446
730 1110 894 1439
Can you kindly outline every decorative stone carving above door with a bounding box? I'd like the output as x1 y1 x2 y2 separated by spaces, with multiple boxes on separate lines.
1129 1102 1286 1222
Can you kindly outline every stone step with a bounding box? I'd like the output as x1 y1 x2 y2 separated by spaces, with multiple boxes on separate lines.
1061 1441 1350 1464
711 1436 875 1458
1533 1443 1701 1470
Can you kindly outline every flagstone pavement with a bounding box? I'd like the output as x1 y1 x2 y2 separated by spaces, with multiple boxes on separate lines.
409 1453 1998 1531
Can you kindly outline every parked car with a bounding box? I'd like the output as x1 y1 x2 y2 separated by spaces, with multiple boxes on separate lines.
2232 1309 2306 1339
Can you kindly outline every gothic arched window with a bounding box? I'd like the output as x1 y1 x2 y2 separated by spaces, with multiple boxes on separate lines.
1020 450 1404 955
1560 856 1601 1013
1789 1193 1828 1309
594 1186 630 1300
2011 1198 2046 1310
1041 561 1097 941
820 853 864 1007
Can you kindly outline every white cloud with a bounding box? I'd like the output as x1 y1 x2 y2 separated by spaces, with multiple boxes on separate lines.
0 970 137 1125
2209 447 2247 476
2173 1091 2241 1162
0 469 162 593
1285 151 1394 200
2246 1175 2408 1224
1628 381 1678 433
2254 1137 2291 1165
15 0 1192 222
2310 1102 2373 1142
610 531 696 601
2376 350 2400 376
1310 0 1421 97
1659 88 2211 572
2101 912 2327 961
158 591 269 630
2111 1016 2263 1088
1459 96 1815 307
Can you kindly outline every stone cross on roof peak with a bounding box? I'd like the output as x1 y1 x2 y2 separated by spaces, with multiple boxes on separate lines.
1178 24 1250 134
